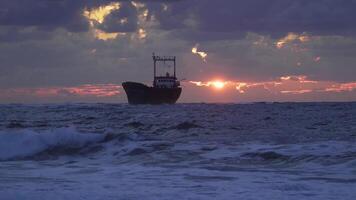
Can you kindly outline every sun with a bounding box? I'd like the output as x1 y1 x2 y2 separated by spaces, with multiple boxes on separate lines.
211 81 225 90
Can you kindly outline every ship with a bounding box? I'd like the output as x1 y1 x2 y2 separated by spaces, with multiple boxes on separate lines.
122 53 182 104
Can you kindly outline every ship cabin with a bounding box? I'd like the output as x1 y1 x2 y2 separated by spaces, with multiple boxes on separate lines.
152 53 181 89
154 73 180 89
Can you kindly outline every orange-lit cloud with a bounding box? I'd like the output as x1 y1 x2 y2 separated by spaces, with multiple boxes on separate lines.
188 75 356 95
280 75 317 83
130 1 153 41
235 83 248 93
83 2 120 25
83 2 120 24
138 28 147 39
61 84 121 97
325 82 356 92
83 2 124 41
3 84 121 98
251 33 321 67
280 89 313 94
93 29 126 41
192 44 208 62
83 1 152 41
275 32 310 49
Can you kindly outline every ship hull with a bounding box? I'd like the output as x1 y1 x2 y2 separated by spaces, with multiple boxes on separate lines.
122 82 182 104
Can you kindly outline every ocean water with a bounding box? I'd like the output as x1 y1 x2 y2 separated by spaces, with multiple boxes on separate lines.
0 103 355 199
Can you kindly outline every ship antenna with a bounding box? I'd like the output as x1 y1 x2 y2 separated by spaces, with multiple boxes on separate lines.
153 52 156 84
174 56 176 78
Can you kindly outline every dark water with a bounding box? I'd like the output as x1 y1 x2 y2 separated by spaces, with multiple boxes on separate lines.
0 103 355 199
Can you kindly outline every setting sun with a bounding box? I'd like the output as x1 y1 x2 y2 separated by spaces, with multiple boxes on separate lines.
189 80 228 90
212 81 226 90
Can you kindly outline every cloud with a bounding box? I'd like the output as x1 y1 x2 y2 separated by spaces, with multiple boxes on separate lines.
97 2 138 33
188 75 356 95
154 0 356 40
0 84 121 103
0 84 123 103
191 44 207 62
0 0 356 38
0 0 89 32
2 0 356 42
275 33 310 49
83 2 121 25
83 2 125 40
0 0 355 103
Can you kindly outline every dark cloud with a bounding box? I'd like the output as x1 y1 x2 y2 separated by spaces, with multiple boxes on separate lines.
155 0 356 39
2 0 355 42
98 2 138 33
0 0 89 32
0 0 178 29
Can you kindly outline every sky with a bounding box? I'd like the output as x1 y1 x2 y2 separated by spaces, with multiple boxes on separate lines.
0 0 356 103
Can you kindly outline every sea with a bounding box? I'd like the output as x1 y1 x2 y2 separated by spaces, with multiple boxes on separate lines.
0 103 355 200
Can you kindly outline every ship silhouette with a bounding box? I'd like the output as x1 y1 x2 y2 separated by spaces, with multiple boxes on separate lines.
122 53 182 104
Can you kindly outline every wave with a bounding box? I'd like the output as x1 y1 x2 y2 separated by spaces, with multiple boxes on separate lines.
200 142 356 167
0 127 106 161
240 150 356 165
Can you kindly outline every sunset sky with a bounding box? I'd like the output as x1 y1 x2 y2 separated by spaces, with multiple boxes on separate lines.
1 0 356 103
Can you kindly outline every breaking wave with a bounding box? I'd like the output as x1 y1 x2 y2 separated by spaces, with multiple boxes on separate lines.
0 127 106 161
0 103 355 199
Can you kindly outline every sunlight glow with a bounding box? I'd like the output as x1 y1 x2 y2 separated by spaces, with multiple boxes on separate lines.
212 81 226 90
190 80 227 90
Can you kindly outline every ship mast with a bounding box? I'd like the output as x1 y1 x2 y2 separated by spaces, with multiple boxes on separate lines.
152 53 176 85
